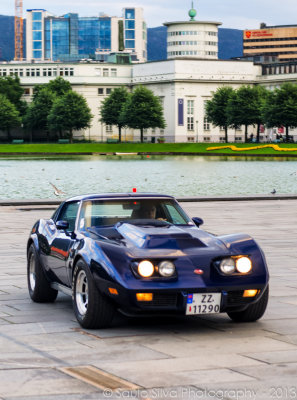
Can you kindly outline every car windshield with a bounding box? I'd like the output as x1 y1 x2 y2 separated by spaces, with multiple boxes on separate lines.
78 198 192 229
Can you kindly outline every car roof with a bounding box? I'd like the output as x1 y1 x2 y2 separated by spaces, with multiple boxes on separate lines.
65 193 176 203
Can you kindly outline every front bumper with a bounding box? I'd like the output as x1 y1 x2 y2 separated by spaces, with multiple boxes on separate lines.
95 276 267 315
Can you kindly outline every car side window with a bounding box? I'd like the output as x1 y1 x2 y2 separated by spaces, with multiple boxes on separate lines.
57 201 80 231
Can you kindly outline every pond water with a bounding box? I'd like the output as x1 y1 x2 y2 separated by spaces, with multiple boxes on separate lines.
0 155 297 199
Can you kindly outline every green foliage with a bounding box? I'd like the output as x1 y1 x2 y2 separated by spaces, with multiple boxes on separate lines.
263 83 297 140
23 88 56 136
205 86 234 143
25 77 75 140
118 20 124 52
48 91 93 143
0 75 25 115
47 77 72 97
226 86 266 142
120 86 165 142
100 88 129 142
0 94 22 140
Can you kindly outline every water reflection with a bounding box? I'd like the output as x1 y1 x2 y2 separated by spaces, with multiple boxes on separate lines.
0 155 297 199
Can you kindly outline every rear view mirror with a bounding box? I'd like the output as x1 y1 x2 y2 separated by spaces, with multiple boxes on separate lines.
56 220 69 230
192 217 204 227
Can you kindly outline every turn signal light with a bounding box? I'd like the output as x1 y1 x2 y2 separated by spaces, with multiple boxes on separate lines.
243 289 259 298
136 293 153 302
108 288 119 295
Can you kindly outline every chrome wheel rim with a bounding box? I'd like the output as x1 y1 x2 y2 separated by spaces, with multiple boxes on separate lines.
76 270 88 316
29 253 36 291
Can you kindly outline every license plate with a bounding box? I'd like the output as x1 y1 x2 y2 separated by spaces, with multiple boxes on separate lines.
186 293 221 315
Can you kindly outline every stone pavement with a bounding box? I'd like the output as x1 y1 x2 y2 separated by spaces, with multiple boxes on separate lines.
0 200 297 400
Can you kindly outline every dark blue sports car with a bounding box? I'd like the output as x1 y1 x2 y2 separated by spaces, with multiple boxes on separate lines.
27 193 269 329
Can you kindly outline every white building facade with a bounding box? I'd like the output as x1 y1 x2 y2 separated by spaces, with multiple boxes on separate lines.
1 57 297 142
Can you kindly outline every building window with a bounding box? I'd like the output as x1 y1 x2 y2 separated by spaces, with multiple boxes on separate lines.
203 137 210 142
187 100 194 131
32 12 42 21
204 118 210 130
33 31 42 40
24 88 30 96
125 20 135 29
106 88 112 95
32 50 42 59
103 68 109 77
204 100 210 130
235 137 242 142
98 88 104 95
125 9 135 19
111 68 117 77
187 136 195 142
32 21 42 31
33 41 42 50
106 125 113 132
125 40 135 49
125 30 135 39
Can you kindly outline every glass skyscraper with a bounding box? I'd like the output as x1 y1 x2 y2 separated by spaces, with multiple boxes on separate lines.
26 8 147 63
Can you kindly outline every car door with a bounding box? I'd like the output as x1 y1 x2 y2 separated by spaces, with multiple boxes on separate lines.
47 201 80 286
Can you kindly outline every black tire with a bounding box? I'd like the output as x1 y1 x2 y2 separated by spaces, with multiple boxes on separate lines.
227 285 269 323
27 244 58 303
72 259 115 329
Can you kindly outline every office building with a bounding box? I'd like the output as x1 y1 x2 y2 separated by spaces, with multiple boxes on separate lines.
164 6 221 60
243 24 297 63
26 7 147 63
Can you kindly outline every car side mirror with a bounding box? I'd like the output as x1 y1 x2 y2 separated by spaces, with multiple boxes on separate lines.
56 220 69 230
192 217 204 227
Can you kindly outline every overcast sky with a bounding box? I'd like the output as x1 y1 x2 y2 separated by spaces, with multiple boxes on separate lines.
1 0 297 29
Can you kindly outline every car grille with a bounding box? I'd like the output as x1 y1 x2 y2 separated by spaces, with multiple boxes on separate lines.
141 293 178 307
226 290 255 306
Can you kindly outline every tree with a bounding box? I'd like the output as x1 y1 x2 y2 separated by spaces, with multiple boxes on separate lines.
100 87 129 142
33 77 72 99
48 91 93 143
250 85 269 142
0 94 22 141
23 88 56 142
263 83 297 142
0 75 26 116
227 86 263 142
205 86 234 143
120 86 165 143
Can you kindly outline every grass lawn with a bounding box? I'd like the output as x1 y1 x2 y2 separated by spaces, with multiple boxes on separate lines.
1 142 297 155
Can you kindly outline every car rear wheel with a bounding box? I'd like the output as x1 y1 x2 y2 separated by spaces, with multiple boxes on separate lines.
72 259 115 329
227 285 269 322
27 244 58 303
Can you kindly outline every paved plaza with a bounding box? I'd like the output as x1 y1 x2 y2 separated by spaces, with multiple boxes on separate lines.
0 200 297 400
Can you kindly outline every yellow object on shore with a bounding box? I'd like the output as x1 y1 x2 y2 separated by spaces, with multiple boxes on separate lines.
207 144 297 152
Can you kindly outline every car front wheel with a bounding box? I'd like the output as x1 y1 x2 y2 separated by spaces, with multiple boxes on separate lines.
72 259 115 329
27 244 58 303
227 285 269 323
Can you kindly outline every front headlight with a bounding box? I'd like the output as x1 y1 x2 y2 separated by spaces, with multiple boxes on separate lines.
158 261 175 277
236 257 252 273
138 260 154 278
220 258 236 275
